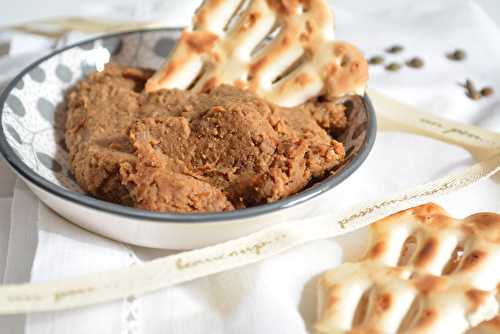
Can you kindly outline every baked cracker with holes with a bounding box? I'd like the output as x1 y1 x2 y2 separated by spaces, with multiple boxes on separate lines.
146 0 368 107
316 203 500 334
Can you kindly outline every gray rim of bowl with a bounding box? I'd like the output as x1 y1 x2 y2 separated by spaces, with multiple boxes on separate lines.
0 27 377 223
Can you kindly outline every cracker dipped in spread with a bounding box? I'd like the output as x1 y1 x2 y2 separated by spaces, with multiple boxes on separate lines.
65 0 368 213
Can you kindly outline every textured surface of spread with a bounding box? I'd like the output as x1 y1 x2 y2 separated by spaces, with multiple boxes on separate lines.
65 64 357 212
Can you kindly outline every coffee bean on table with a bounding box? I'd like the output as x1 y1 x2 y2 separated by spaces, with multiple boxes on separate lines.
368 56 385 65
447 49 466 61
386 45 404 54
0 42 9 57
406 57 424 69
480 87 494 97
385 62 401 72
465 79 480 100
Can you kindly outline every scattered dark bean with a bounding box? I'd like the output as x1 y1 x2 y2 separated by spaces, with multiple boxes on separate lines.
386 45 404 54
465 79 480 100
406 57 424 69
0 42 9 57
369 56 385 65
385 62 401 72
447 49 466 61
480 87 494 97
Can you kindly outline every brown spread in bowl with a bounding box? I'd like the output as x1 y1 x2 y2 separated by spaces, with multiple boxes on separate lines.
65 64 362 213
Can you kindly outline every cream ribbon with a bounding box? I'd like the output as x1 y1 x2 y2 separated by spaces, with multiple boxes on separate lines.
5 17 162 39
0 88 497 314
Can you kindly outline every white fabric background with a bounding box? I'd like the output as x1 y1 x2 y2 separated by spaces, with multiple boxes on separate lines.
0 0 499 333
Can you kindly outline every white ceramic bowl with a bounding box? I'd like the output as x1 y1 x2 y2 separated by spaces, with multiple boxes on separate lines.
0 28 376 249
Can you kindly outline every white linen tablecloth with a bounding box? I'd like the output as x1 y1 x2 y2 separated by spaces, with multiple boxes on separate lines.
0 0 499 333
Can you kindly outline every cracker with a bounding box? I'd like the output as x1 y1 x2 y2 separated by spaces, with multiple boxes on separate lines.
317 263 498 333
467 290 500 334
365 203 500 290
316 203 500 333
146 0 368 107
467 315 500 334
